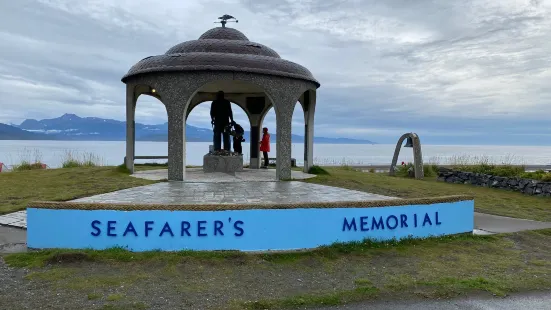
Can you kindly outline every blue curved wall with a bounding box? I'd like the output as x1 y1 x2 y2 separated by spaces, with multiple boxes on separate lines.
27 200 474 251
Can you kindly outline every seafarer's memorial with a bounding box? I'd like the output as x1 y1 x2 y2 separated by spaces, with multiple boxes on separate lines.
26 16 475 252
27 196 474 252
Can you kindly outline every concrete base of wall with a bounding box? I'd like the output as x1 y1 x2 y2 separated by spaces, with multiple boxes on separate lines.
203 154 244 173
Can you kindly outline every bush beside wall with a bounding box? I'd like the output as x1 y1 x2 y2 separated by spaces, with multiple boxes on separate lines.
437 167 551 197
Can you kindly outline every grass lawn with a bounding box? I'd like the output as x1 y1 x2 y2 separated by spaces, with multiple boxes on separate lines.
0 167 155 215
1 165 549 221
1 165 551 308
305 167 551 222
3 230 551 309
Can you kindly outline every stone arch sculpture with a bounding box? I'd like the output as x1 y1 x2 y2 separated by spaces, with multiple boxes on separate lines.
389 132 424 179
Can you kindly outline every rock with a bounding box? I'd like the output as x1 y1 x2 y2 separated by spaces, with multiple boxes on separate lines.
507 178 519 187
518 179 530 190
524 183 536 195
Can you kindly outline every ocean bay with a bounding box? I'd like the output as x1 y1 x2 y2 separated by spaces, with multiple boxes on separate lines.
1 140 550 169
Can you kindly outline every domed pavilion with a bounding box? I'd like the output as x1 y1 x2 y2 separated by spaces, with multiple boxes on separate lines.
122 18 320 181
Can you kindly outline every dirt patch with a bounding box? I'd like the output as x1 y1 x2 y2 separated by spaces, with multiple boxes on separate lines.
47 252 90 264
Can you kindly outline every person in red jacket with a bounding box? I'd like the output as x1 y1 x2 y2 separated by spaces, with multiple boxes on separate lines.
259 127 270 168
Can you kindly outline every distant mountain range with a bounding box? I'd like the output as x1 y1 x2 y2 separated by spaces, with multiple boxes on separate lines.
0 113 375 144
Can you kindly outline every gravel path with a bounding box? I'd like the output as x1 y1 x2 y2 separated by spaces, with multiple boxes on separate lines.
316 291 551 310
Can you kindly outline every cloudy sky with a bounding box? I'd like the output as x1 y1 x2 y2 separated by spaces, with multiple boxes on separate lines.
0 0 550 145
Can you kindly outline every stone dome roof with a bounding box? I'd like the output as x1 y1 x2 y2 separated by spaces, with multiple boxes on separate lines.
122 27 319 87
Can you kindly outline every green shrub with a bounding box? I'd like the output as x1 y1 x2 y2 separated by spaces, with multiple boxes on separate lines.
339 164 356 171
395 163 438 178
62 160 81 168
308 165 329 175
395 163 413 177
520 170 551 181
115 164 131 174
424 164 439 177
447 154 527 178
10 148 45 171
61 151 103 168
12 161 46 171
452 164 524 178
451 163 551 181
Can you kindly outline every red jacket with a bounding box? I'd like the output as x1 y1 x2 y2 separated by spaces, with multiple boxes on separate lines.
260 133 270 152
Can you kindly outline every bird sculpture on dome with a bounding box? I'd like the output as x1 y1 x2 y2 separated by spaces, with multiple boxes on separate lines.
215 14 238 27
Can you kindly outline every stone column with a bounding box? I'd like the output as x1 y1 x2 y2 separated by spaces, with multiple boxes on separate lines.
167 104 187 181
249 115 261 169
125 85 136 173
303 90 316 173
274 101 294 180
246 96 267 169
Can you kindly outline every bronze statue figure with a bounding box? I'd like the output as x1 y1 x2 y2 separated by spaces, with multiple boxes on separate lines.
210 91 234 151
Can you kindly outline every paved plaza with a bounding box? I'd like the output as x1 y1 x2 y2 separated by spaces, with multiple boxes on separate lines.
131 168 316 182
72 181 395 205
0 180 395 232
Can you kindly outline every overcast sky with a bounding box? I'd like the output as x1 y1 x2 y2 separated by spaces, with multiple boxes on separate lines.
0 0 550 144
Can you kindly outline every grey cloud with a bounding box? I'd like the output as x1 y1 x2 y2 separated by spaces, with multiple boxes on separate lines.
0 0 550 145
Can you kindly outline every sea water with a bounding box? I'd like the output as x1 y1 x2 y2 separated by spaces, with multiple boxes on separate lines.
0 140 550 169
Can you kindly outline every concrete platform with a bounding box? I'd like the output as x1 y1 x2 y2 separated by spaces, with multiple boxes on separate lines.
0 226 26 253
132 168 316 182
72 181 396 205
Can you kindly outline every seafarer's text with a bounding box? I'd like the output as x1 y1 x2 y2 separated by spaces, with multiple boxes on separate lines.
90 218 245 237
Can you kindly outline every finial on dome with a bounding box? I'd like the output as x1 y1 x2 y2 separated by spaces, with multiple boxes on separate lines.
215 14 238 28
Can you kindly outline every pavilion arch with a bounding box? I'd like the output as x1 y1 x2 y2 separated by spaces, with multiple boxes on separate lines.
185 97 252 124
124 83 169 169
183 79 276 170
257 89 316 173
122 25 320 181
185 99 251 154
184 79 272 122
